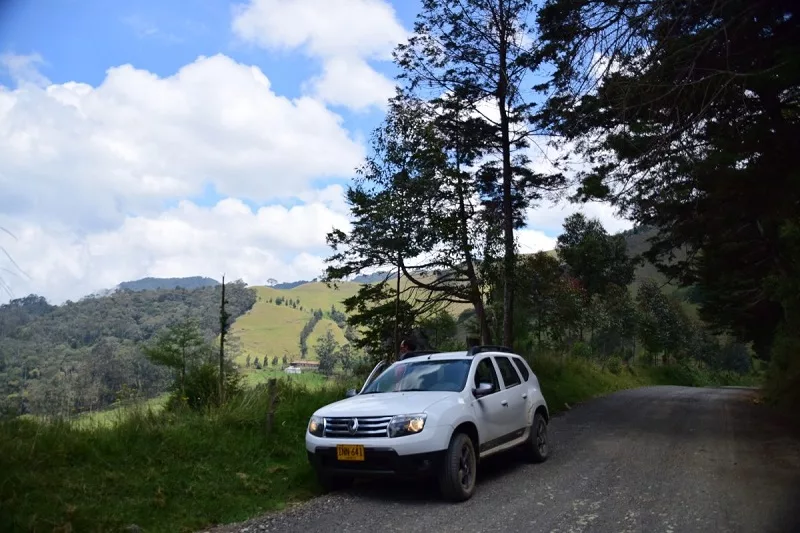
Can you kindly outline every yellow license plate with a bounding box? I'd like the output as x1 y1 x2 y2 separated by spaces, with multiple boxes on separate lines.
336 444 365 461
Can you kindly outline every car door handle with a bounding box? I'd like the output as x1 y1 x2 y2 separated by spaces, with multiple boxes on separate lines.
501 400 508 406
522 393 528 399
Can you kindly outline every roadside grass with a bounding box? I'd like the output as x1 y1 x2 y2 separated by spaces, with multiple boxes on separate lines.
0 381 346 533
530 355 762 415
530 356 650 414
2 355 763 532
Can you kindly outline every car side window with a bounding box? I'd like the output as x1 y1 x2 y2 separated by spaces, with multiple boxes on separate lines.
511 357 530 381
495 356 521 388
473 357 499 393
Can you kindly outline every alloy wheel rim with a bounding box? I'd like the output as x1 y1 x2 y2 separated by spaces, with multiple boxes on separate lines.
536 420 548 456
458 444 474 489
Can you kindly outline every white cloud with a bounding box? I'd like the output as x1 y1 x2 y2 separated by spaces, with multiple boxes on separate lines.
308 56 397 112
0 54 364 230
231 0 405 59
0 53 50 87
0 53 369 304
525 200 633 237
231 0 406 111
0 197 349 304
517 228 558 254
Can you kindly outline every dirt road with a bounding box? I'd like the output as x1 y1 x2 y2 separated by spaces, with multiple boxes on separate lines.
206 386 800 533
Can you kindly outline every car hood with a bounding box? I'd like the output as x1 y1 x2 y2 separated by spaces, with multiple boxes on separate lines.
315 391 455 418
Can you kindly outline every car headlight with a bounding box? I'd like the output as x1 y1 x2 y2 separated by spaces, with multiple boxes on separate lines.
308 415 324 437
387 414 427 438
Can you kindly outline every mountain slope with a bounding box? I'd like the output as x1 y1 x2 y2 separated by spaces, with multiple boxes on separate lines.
229 284 361 365
118 276 220 292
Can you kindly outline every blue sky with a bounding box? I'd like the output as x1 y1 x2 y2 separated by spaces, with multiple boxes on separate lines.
0 0 628 303
0 0 413 89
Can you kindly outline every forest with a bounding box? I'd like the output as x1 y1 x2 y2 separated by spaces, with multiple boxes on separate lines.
0 281 256 416
338 218 753 380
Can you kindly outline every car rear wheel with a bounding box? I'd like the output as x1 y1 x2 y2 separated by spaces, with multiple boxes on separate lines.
522 411 549 463
438 432 477 502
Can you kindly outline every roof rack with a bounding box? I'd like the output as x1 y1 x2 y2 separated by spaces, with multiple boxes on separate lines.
466 345 513 356
398 350 440 361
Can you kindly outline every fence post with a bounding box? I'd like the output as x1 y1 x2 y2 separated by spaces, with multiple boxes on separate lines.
265 378 278 434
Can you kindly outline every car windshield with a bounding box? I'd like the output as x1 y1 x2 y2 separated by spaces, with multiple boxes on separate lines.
362 359 471 394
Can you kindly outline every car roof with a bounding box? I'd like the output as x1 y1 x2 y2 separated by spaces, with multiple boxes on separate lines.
400 350 522 363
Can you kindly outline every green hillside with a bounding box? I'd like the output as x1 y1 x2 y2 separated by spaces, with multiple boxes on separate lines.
230 283 361 366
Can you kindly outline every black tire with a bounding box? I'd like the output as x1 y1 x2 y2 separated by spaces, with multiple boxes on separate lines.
522 411 549 463
437 432 477 502
316 469 353 493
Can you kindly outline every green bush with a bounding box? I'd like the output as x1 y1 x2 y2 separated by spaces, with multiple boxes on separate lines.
763 328 800 415
168 363 244 412
606 355 624 375
569 341 592 359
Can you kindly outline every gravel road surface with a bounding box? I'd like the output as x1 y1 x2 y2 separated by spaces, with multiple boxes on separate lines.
204 386 800 533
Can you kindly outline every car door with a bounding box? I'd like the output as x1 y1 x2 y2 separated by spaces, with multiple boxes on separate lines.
470 355 506 452
493 355 528 438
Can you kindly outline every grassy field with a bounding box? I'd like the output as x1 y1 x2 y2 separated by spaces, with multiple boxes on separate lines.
1 355 761 533
73 394 170 429
243 367 328 390
230 284 361 366
0 382 346 533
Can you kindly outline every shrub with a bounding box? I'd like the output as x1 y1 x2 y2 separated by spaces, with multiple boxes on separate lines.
763 328 800 415
569 341 592 359
168 363 244 412
606 355 623 375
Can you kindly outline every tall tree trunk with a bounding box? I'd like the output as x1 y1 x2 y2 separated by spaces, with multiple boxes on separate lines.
454 144 492 346
497 7 515 348
219 275 227 405
394 252 401 361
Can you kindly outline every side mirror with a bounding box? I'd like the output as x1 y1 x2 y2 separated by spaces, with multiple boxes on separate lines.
345 388 358 398
472 382 493 398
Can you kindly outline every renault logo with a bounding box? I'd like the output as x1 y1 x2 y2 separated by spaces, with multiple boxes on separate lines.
347 418 359 435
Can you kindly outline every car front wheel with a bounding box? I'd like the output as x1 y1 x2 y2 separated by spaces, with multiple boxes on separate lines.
438 432 477 502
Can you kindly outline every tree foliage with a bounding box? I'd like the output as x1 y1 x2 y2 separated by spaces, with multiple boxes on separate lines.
315 330 340 377
341 282 418 364
142 320 208 396
557 213 637 299
325 94 493 342
535 0 799 363
395 0 567 346
299 310 323 358
0 282 256 416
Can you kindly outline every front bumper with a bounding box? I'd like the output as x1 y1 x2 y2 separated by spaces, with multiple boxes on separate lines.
308 447 445 478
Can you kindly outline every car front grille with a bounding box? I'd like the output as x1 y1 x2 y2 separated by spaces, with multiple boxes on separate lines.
323 416 392 438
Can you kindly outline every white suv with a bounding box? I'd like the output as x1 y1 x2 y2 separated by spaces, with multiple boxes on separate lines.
305 346 550 501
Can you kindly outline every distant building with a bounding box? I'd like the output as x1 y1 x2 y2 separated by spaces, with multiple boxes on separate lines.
290 360 319 369
284 366 302 375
